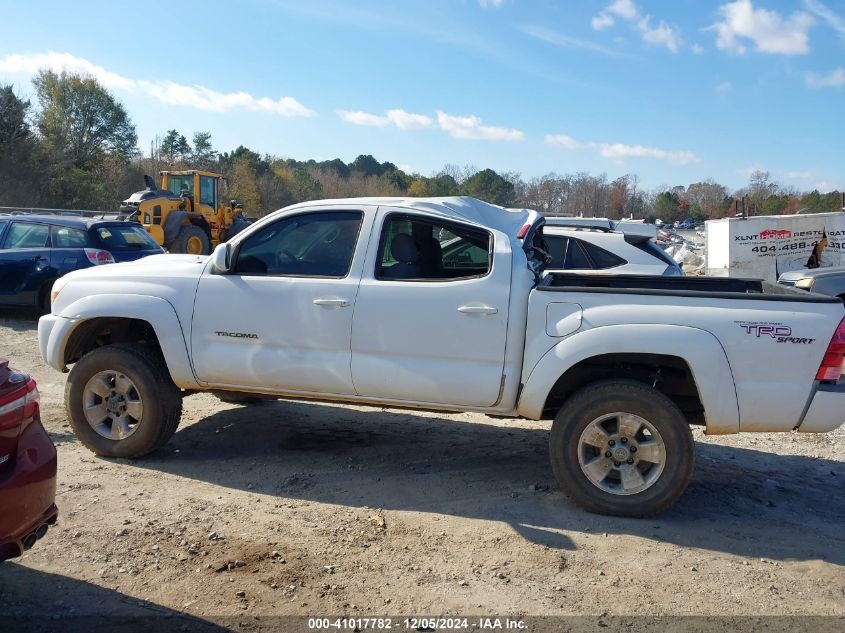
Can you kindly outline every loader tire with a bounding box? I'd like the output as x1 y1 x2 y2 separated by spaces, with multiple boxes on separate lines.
65 343 183 458
173 225 210 255
550 380 695 517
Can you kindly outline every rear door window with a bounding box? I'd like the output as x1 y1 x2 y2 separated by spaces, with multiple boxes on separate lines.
51 225 89 248
95 225 162 251
376 215 491 281
4 222 50 249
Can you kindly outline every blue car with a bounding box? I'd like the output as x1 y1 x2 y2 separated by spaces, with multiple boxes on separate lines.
0 215 164 310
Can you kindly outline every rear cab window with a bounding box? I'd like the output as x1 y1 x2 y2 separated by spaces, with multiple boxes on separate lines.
94 225 162 251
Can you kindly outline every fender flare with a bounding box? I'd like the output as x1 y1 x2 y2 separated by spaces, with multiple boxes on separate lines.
517 323 740 434
53 294 200 389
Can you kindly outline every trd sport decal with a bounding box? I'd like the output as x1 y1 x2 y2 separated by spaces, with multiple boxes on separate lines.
215 331 259 339
736 321 815 345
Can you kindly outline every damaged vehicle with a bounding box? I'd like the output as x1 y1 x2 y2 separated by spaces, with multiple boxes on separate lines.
38 197 845 516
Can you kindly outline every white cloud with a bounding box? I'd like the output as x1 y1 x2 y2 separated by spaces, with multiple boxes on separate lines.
436 111 524 141
592 13 615 31
607 0 638 21
478 0 504 7
805 67 845 88
141 81 314 117
0 51 314 117
546 133 698 164
592 0 682 52
0 51 135 90
711 1 814 55
386 109 433 129
691 43 705 54
716 80 733 94
639 20 682 51
337 110 391 127
544 134 584 149
597 142 698 164
336 109 432 129
804 0 845 37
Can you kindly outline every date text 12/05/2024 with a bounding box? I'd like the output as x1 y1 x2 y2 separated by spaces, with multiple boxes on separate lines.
307 617 527 630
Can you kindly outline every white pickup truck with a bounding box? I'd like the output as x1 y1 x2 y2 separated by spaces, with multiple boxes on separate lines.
38 196 845 516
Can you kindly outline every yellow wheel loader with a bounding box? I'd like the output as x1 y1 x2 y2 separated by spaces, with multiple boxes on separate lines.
119 170 253 255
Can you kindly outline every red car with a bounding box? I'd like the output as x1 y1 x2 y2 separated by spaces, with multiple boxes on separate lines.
0 359 57 561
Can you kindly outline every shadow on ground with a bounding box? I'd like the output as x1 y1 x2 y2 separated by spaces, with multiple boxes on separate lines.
0 563 226 631
0 308 41 328
127 398 845 563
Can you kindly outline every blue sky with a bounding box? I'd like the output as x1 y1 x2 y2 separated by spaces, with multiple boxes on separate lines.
0 0 843 191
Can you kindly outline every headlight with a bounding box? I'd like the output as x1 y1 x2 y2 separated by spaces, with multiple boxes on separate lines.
795 277 815 290
50 277 69 305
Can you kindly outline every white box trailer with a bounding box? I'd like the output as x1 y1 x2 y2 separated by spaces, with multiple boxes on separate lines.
705 212 845 282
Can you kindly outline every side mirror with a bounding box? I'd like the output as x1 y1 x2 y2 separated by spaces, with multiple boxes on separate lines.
210 243 232 274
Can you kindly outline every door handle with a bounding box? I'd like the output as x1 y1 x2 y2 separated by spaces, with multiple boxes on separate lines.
313 298 350 308
457 305 498 315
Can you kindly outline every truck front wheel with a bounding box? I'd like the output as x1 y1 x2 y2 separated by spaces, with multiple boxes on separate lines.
65 343 183 458
550 380 694 517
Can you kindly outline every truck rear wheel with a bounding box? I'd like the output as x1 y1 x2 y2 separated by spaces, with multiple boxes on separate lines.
65 343 182 458
550 380 694 517
173 225 210 255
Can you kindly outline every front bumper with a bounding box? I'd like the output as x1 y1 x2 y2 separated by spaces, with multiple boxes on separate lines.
798 383 845 433
0 416 58 560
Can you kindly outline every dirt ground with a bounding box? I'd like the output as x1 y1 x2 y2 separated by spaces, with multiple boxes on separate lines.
1 310 843 627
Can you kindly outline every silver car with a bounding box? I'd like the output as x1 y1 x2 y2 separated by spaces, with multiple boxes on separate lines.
778 266 845 301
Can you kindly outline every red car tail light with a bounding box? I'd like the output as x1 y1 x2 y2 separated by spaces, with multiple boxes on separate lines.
816 316 845 382
84 248 116 265
0 379 39 430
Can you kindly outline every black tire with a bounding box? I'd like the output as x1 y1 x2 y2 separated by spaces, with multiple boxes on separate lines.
65 343 182 458
221 215 253 242
550 380 695 517
212 390 268 405
172 224 210 255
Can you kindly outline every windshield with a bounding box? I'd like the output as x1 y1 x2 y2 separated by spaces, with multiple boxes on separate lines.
167 175 194 197
95 225 162 251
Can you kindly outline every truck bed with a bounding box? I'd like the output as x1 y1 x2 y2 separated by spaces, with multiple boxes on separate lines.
540 273 841 303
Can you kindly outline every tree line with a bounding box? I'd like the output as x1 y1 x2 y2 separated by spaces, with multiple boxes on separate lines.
1 70 842 222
